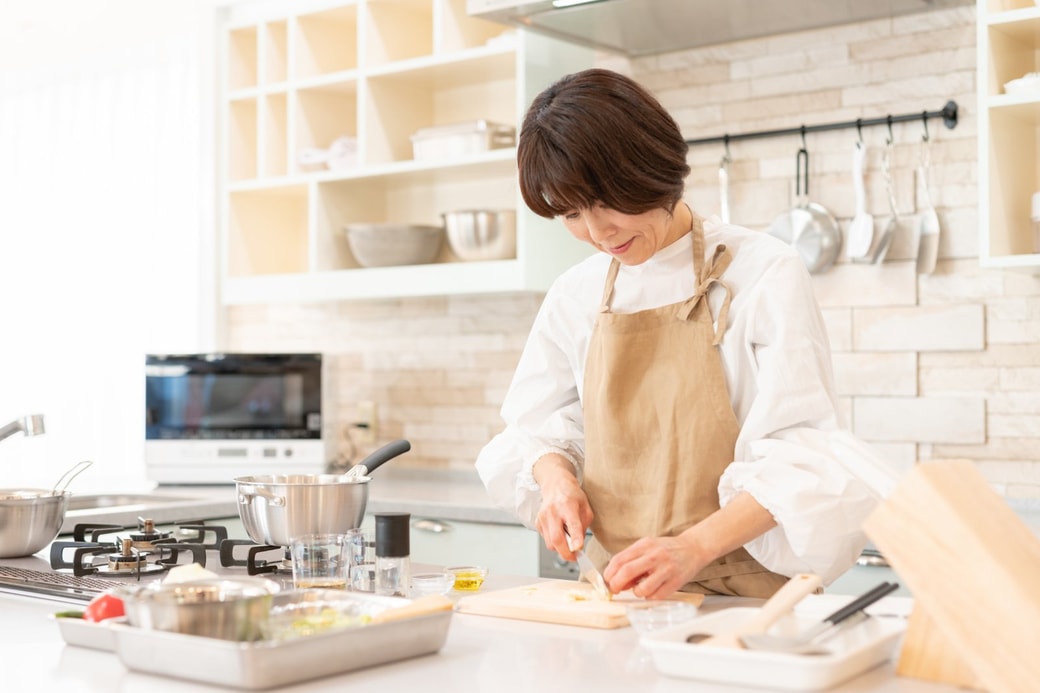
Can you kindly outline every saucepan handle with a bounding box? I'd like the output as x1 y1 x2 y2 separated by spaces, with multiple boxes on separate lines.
237 485 285 507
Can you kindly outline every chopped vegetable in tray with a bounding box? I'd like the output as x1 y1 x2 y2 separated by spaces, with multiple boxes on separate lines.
265 606 372 641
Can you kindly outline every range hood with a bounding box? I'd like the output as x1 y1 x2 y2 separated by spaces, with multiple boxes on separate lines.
467 0 974 57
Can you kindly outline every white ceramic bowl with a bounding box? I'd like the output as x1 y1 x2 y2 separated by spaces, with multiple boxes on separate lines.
344 223 444 268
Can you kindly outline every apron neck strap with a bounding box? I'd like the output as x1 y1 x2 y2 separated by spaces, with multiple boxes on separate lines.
676 218 735 345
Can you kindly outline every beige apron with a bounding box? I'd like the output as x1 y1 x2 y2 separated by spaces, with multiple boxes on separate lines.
581 216 787 598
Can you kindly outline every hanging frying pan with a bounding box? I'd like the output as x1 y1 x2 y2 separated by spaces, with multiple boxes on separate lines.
768 147 843 273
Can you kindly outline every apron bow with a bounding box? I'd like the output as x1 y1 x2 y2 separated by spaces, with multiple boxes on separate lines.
676 243 733 345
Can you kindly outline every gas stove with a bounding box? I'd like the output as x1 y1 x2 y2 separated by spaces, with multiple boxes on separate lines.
0 517 298 604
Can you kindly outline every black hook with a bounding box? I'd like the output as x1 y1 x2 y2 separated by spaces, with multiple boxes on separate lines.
723 133 731 159
886 115 894 145
800 124 807 149
922 110 930 142
856 118 863 144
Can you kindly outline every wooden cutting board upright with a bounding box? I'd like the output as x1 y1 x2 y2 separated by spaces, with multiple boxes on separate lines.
863 459 1040 693
456 579 704 629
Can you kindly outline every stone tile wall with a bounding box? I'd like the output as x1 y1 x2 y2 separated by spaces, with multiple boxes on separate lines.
226 6 1040 499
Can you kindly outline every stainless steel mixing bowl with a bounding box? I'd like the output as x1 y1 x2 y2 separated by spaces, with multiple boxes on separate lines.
117 577 281 641
0 490 68 558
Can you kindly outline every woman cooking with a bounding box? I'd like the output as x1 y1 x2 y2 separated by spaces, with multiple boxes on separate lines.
475 68 898 599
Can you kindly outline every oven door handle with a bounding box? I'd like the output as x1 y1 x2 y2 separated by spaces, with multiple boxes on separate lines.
237 485 286 507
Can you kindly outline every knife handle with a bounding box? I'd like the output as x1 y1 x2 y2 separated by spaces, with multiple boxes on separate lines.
823 581 900 625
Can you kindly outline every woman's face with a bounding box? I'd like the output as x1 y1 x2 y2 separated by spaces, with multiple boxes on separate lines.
560 203 688 266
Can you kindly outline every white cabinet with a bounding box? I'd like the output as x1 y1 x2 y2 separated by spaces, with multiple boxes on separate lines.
978 0 1040 270
361 516 541 577
215 0 595 303
409 517 540 577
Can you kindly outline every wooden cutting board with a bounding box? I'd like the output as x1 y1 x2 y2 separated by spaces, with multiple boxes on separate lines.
455 579 704 629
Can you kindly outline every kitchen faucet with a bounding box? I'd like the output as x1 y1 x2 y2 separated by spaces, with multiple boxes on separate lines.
0 414 45 443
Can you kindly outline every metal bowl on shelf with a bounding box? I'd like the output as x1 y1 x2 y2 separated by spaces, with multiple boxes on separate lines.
442 209 516 261
343 223 444 268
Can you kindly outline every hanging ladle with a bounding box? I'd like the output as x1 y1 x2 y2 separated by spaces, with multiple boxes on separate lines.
51 460 93 495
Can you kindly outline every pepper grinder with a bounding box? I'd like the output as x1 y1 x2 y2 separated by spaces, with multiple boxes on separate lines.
374 512 410 597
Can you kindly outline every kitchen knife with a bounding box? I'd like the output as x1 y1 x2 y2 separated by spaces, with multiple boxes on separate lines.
575 549 612 601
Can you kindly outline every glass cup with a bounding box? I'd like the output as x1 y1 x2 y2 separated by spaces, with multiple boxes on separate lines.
289 533 350 590
346 527 375 592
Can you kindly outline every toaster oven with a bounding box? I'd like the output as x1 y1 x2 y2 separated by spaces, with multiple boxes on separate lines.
144 352 324 484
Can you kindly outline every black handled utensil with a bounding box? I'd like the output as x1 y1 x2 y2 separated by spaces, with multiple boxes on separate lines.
740 581 900 654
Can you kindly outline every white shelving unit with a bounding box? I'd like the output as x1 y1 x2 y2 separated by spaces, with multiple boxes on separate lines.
978 0 1040 270
215 0 595 304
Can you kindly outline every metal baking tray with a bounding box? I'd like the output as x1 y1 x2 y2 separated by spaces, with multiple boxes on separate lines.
109 592 453 690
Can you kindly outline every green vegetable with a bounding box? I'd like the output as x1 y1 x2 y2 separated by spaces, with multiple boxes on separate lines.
54 610 85 619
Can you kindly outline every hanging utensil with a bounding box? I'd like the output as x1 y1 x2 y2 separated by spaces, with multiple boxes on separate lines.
719 147 732 224
916 126 940 275
767 145 842 273
846 137 874 259
742 581 901 655
857 135 899 265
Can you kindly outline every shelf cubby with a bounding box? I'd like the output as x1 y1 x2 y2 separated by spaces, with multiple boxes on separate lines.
228 185 310 277
979 0 1040 267
363 0 434 67
295 82 359 171
263 20 289 86
262 92 289 177
228 26 258 91
228 98 259 181
295 4 359 79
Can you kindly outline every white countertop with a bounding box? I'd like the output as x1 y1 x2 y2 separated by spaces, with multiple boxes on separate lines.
59 468 516 534
2 571 967 693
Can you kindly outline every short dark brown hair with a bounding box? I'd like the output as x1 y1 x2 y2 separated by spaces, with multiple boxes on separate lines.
517 68 690 219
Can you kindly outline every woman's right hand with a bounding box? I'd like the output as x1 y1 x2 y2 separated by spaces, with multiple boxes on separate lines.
532 453 593 561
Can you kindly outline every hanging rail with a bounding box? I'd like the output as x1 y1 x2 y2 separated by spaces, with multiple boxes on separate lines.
684 100 958 147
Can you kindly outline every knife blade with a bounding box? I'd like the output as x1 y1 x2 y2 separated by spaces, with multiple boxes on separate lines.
575 549 611 601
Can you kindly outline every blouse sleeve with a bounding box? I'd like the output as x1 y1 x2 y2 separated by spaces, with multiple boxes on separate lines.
475 284 588 529
718 254 902 584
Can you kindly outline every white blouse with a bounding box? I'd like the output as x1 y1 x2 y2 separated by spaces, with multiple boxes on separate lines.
475 217 901 584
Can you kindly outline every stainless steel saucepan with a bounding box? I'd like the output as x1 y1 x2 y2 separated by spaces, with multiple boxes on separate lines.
234 439 411 547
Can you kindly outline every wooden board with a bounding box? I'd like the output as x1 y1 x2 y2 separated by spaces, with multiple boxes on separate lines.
895 607 983 690
456 579 704 629
863 459 1040 693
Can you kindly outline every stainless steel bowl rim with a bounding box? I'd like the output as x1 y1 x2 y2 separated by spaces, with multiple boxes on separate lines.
120 577 281 604
234 475 370 486
0 489 68 502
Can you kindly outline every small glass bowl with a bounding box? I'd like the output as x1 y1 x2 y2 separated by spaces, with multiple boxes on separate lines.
445 565 488 591
410 572 456 597
625 601 699 634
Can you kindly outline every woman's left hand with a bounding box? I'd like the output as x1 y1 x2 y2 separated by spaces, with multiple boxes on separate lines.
602 535 704 600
